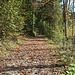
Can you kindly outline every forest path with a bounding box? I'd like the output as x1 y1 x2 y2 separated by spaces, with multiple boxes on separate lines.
0 38 66 75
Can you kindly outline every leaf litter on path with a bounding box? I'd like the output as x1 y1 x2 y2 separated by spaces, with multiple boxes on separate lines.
0 38 67 75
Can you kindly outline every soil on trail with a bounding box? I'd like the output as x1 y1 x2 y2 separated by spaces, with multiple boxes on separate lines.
0 38 67 75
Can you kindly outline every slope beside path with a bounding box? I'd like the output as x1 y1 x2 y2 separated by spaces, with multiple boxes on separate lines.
0 38 66 75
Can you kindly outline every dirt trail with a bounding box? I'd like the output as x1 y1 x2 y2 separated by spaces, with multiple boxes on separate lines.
0 38 66 75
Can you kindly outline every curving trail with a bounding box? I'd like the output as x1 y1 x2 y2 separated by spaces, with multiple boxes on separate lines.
0 38 66 75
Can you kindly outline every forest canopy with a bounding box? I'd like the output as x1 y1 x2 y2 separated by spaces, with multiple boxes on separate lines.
0 0 74 44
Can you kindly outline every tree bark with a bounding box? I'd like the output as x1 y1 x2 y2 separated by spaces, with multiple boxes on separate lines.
63 0 68 42
72 0 74 49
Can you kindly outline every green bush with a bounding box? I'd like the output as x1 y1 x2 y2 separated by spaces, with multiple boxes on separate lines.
60 48 74 65
48 39 54 44
66 63 75 75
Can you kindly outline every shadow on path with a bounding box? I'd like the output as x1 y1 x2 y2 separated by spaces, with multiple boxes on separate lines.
0 64 66 72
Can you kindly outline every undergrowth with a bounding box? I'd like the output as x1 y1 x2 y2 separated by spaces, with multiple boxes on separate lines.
60 40 75 75
62 63 75 75
0 35 28 59
66 63 75 75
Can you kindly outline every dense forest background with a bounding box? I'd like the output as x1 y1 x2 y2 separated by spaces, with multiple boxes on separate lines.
0 0 75 74
0 0 74 44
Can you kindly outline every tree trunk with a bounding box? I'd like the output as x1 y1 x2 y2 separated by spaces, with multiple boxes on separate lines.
72 0 74 49
63 0 68 43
